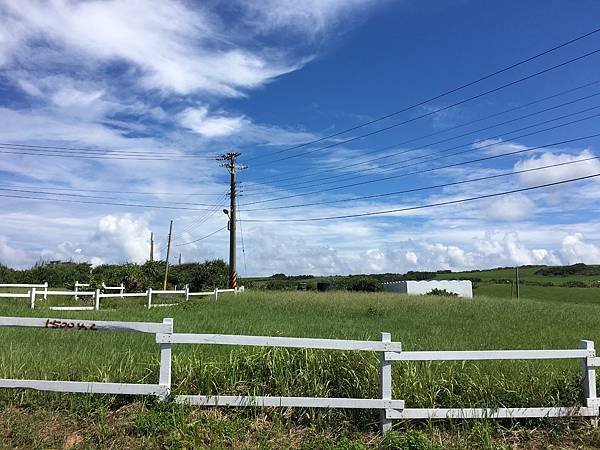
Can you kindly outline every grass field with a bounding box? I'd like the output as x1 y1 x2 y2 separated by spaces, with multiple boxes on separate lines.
1 289 600 448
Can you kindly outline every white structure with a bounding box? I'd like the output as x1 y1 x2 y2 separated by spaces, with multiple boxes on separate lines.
382 280 473 298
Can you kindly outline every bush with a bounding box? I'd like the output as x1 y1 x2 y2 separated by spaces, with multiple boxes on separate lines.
425 288 458 297
347 277 382 292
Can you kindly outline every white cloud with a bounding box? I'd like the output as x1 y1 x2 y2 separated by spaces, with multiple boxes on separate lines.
484 194 535 221
179 107 246 138
514 150 600 186
93 214 151 263
560 233 600 264
0 235 29 267
0 0 301 96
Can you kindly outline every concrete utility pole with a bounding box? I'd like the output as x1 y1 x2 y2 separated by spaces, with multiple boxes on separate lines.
218 152 246 289
178 253 182 265
163 221 173 290
149 232 154 262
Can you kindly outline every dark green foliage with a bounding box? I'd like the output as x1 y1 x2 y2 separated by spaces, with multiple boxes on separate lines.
0 264 16 283
560 280 588 288
535 263 600 277
22 261 92 287
425 288 458 297
347 277 382 292
187 259 228 291
0 259 228 291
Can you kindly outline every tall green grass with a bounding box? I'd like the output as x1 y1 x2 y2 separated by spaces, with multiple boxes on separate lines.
0 291 597 430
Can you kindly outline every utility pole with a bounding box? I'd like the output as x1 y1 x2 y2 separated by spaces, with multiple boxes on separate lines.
163 220 173 290
149 232 154 262
218 152 246 289
178 253 182 265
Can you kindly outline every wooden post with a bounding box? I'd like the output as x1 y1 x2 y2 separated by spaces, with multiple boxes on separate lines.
214 287 218 300
580 340 598 425
120 283 124 298
29 287 36 309
94 289 100 310
380 332 392 433
74 281 79 301
147 288 152 309
159 318 173 400
185 284 189 301
43 282 48 300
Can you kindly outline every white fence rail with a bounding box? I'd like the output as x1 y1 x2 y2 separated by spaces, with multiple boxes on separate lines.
1 285 242 310
0 282 48 300
0 314 598 433
0 316 172 398
102 283 124 297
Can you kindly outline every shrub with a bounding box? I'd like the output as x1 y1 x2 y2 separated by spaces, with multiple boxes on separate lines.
347 277 382 292
381 430 441 450
425 288 458 297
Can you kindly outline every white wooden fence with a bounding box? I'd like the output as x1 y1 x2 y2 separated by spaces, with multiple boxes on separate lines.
1 286 243 310
0 316 172 398
102 282 124 297
0 283 48 300
0 315 597 433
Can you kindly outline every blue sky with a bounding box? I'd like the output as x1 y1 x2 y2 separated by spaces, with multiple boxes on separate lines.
1 0 600 275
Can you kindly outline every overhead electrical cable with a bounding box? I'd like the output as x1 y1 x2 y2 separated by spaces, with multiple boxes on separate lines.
0 187 225 207
257 48 600 165
242 155 600 211
175 226 227 247
241 132 600 206
260 104 600 192
0 183 226 197
0 146 217 161
240 173 600 223
0 142 218 158
251 83 600 186
244 26 600 162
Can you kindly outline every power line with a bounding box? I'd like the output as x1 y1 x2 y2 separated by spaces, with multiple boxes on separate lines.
257 47 600 165
244 26 600 162
170 193 230 243
242 155 600 211
240 173 600 222
0 146 217 161
241 129 600 207
260 104 600 192
175 225 227 247
252 81 600 186
0 183 226 196
0 187 225 207
0 193 222 211
0 142 218 158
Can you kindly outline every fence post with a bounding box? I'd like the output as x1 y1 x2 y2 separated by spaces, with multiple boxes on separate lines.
185 284 189 301
147 288 152 309
29 288 36 309
74 281 78 301
94 289 100 310
158 318 173 400
580 340 598 424
43 282 48 300
120 283 124 298
380 332 393 434
214 287 218 300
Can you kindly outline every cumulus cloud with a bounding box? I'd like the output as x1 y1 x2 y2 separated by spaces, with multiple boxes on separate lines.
560 233 600 264
0 235 30 267
93 214 151 263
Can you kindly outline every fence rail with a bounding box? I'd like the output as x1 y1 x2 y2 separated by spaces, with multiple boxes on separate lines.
0 314 597 433
0 285 242 310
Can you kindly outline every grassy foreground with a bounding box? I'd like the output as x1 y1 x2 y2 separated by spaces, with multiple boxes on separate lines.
1 290 600 449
